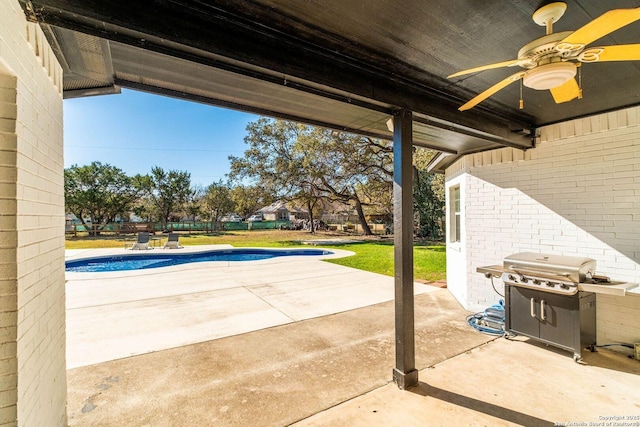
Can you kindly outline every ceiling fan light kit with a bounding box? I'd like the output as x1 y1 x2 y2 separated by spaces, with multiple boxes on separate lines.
523 62 576 90
448 2 640 111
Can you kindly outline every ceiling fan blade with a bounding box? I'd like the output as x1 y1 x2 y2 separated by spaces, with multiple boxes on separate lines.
558 8 640 50
578 44 640 62
550 78 580 103
447 59 521 79
459 72 525 111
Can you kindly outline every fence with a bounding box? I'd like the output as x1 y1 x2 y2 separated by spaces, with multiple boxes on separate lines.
65 220 390 236
65 220 294 236
65 222 157 237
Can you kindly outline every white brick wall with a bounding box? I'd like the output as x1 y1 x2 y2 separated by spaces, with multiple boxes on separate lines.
446 105 640 350
0 1 66 426
0 69 19 427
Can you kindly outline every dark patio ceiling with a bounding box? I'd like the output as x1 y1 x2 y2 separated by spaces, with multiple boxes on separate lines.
20 0 640 166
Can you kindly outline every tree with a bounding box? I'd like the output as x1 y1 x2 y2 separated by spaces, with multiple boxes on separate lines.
359 178 393 222
131 174 155 222
202 181 234 226
229 185 273 219
413 148 445 239
229 119 333 232
184 185 205 223
229 118 395 234
64 162 141 235
146 166 191 230
309 131 393 234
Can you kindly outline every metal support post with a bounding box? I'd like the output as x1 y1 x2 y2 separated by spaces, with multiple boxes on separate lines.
392 109 418 389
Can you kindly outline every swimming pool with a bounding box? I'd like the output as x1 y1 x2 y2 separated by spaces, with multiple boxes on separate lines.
65 248 333 273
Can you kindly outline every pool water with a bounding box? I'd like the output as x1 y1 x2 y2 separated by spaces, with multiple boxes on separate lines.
65 248 333 273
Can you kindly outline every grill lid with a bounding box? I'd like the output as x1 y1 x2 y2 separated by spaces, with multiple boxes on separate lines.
503 252 596 283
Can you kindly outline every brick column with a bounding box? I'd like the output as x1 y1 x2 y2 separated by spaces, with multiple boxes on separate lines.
1 2 67 425
0 71 19 427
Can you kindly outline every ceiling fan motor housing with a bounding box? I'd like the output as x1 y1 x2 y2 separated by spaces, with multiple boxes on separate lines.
517 31 575 64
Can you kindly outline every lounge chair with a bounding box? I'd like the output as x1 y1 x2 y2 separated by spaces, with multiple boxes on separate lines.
163 233 182 249
130 232 151 250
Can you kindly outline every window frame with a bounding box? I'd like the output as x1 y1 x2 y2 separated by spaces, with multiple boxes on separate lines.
450 185 461 243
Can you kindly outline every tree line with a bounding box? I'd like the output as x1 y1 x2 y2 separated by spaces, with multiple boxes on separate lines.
64 163 272 233
65 118 444 237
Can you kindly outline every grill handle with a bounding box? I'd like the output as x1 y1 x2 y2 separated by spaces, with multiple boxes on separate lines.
540 299 547 321
530 298 536 318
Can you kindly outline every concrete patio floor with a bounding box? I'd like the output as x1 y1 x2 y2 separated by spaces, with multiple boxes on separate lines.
65 247 640 426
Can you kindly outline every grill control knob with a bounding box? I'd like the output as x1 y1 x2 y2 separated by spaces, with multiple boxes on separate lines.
547 282 556 287
508 275 516 281
520 276 529 283
532 279 541 285
560 284 569 290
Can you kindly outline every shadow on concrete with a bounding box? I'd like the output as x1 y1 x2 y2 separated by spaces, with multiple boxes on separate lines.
410 382 554 426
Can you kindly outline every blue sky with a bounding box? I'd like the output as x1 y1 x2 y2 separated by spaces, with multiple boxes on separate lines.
64 88 259 187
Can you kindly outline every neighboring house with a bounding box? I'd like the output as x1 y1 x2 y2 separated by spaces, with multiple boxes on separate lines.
434 105 640 349
257 200 308 221
65 214 77 232
320 199 392 224
318 200 358 223
129 213 146 223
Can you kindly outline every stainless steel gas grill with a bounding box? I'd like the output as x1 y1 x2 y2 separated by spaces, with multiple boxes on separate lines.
477 252 638 361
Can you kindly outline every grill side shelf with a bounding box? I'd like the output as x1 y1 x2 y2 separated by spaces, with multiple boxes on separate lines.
578 281 638 296
476 265 506 278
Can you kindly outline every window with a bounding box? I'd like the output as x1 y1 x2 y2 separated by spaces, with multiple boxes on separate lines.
450 186 461 243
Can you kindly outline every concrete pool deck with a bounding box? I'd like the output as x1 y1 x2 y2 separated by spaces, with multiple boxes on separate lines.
65 246 640 426
65 245 438 368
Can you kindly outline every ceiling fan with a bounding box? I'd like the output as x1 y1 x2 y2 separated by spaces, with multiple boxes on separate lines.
448 2 640 111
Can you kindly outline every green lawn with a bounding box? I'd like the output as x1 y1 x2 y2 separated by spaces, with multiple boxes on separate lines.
325 241 446 282
65 230 446 282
